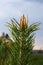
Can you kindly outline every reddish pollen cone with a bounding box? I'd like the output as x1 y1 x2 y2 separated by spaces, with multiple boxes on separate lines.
19 15 27 28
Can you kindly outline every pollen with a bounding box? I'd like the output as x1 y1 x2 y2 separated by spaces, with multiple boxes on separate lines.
19 15 27 28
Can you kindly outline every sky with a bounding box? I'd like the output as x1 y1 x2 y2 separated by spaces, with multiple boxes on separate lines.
0 0 43 50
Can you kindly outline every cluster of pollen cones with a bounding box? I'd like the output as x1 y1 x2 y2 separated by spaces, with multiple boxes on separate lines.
19 15 27 28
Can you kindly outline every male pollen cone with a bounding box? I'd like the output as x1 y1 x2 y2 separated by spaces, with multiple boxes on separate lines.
19 15 27 28
6 39 11 48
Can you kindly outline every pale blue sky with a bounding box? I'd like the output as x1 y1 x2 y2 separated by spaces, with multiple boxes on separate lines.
0 0 43 49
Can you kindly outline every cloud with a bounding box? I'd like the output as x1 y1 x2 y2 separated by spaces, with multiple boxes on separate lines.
0 2 23 20
25 0 43 3
33 45 43 50
0 0 22 3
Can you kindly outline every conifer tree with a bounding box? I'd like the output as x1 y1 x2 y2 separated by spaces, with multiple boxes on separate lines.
2 15 40 65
